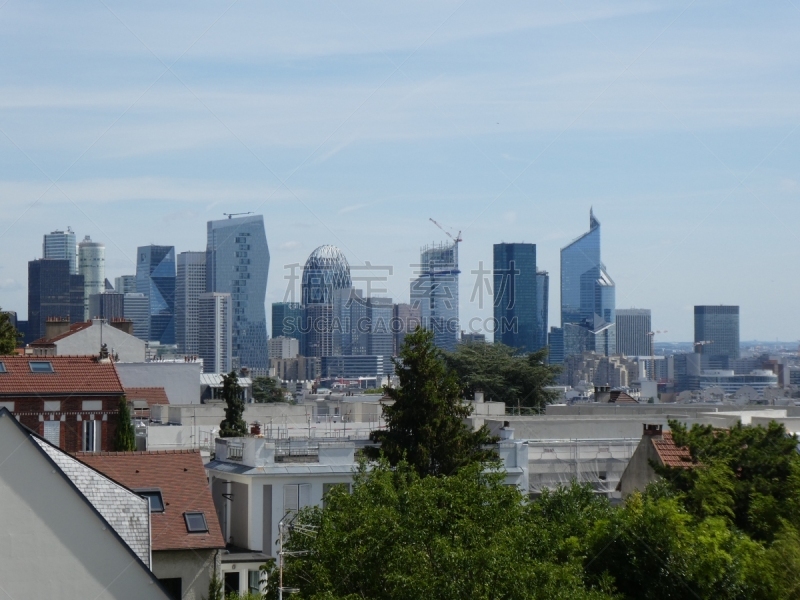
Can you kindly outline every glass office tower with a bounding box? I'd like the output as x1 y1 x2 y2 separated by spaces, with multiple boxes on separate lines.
43 228 77 274
206 215 269 371
176 251 206 355
493 243 538 353
410 241 460 352
271 302 302 340
27 259 84 341
536 271 549 352
694 305 740 368
616 309 652 357
136 245 176 344
560 209 616 357
300 245 352 358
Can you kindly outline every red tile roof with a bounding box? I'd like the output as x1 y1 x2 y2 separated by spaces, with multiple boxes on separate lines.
75 450 225 551
653 431 694 468
0 355 124 395
124 387 169 407
30 321 94 345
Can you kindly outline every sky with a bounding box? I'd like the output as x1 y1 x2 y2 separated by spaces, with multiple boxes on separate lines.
1 0 799 342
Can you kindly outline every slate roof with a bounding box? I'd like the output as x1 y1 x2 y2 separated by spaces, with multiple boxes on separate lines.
652 431 694 468
125 387 169 407
34 438 151 567
76 450 225 551
0 355 124 395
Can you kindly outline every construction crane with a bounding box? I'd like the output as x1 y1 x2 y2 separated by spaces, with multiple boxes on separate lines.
429 218 462 244
223 211 254 219
646 330 668 381
693 340 713 354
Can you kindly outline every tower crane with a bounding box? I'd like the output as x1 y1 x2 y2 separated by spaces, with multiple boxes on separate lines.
693 340 713 353
223 211 254 219
428 218 462 244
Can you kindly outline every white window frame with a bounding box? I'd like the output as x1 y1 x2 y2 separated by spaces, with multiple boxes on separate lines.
43 421 60 447
82 420 100 452
283 483 311 516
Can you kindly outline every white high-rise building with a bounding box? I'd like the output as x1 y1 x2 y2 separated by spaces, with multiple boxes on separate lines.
43 228 77 274
198 292 232 374
78 236 105 320
615 309 652 357
176 251 206 355
268 336 299 360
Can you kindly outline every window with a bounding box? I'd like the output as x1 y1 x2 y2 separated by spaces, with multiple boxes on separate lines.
82 420 100 452
224 572 240 595
283 483 311 516
158 578 182 600
184 511 208 533
248 570 261 594
136 489 165 512
0 362 6 373
43 421 60 446
29 361 54 373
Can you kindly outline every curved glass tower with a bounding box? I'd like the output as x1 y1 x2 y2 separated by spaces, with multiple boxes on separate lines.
301 245 352 305
301 245 352 357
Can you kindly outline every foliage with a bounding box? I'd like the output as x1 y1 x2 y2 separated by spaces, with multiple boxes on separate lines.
654 420 800 541
367 327 497 477
252 376 287 403
444 342 561 413
273 460 613 600
204 574 223 600
219 371 247 437
112 397 136 451
0 309 21 354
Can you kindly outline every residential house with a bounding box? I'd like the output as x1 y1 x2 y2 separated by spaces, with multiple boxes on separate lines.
0 355 126 452
28 318 146 362
617 424 694 497
77 450 226 600
0 408 171 600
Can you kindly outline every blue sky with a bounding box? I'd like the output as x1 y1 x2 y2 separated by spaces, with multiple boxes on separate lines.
1 0 798 342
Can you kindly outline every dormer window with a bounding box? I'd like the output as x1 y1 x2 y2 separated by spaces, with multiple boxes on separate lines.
135 489 165 512
29 361 54 373
0 362 6 373
184 512 208 533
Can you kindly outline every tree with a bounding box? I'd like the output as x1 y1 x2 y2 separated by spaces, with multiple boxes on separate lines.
204 574 223 600
0 309 21 354
272 460 613 600
252 376 287 403
368 327 497 477
654 420 800 541
444 342 561 413
219 371 247 437
112 397 136 451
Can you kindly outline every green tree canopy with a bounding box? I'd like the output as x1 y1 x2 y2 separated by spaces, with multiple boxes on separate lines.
112 397 136 451
0 309 22 354
270 461 614 600
219 371 247 437
444 342 560 413
654 420 800 541
367 327 497 477
252 376 287 403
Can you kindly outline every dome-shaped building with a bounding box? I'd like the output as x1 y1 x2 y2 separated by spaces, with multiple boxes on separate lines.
301 245 352 306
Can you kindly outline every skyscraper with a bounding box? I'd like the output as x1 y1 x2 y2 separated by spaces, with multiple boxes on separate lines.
43 228 77 274
136 245 176 344
198 292 232 373
615 309 652 357
206 215 269 371
271 302 302 340
694 305 740 368
393 303 422 355
366 297 394 357
27 259 84 341
175 251 206 355
114 275 137 295
78 236 105 320
300 245 351 358
560 209 615 357
493 243 538 353
410 241 459 352
536 271 549 351
123 293 150 341
88 292 124 321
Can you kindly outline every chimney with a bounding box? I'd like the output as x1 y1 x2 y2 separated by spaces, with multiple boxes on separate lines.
474 390 485 403
44 317 70 341
643 424 663 437
499 420 514 440
109 318 134 335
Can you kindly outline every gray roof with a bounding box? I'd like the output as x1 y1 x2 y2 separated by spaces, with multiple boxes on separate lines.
206 459 356 477
34 439 151 567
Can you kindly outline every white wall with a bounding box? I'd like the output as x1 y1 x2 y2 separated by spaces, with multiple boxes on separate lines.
55 321 146 362
116 362 202 404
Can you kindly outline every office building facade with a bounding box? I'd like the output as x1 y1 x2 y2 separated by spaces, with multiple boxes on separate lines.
27 259 84 341
301 245 352 358
78 236 105 321
206 216 269 371
694 305 740 368
88 292 124 321
410 241 459 352
393 303 422 355
268 336 299 360
198 292 232 374
136 245 176 344
560 209 615 357
366 297 394 357
615 309 652 357
43 228 77 274
271 302 302 340
493 243 538 353
536 271 549 352
123 293 150 342
114 275 137 295
176 251 206 355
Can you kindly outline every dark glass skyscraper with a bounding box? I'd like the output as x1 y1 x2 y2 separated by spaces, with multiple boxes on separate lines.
616 309 652 356
300 245 352 358
271 302 302 340
493 243 538 353
536 270 549 352
27 259 84 341
560 209 616 356
136 245 176 344
206 215 269 371
694 305 739 367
